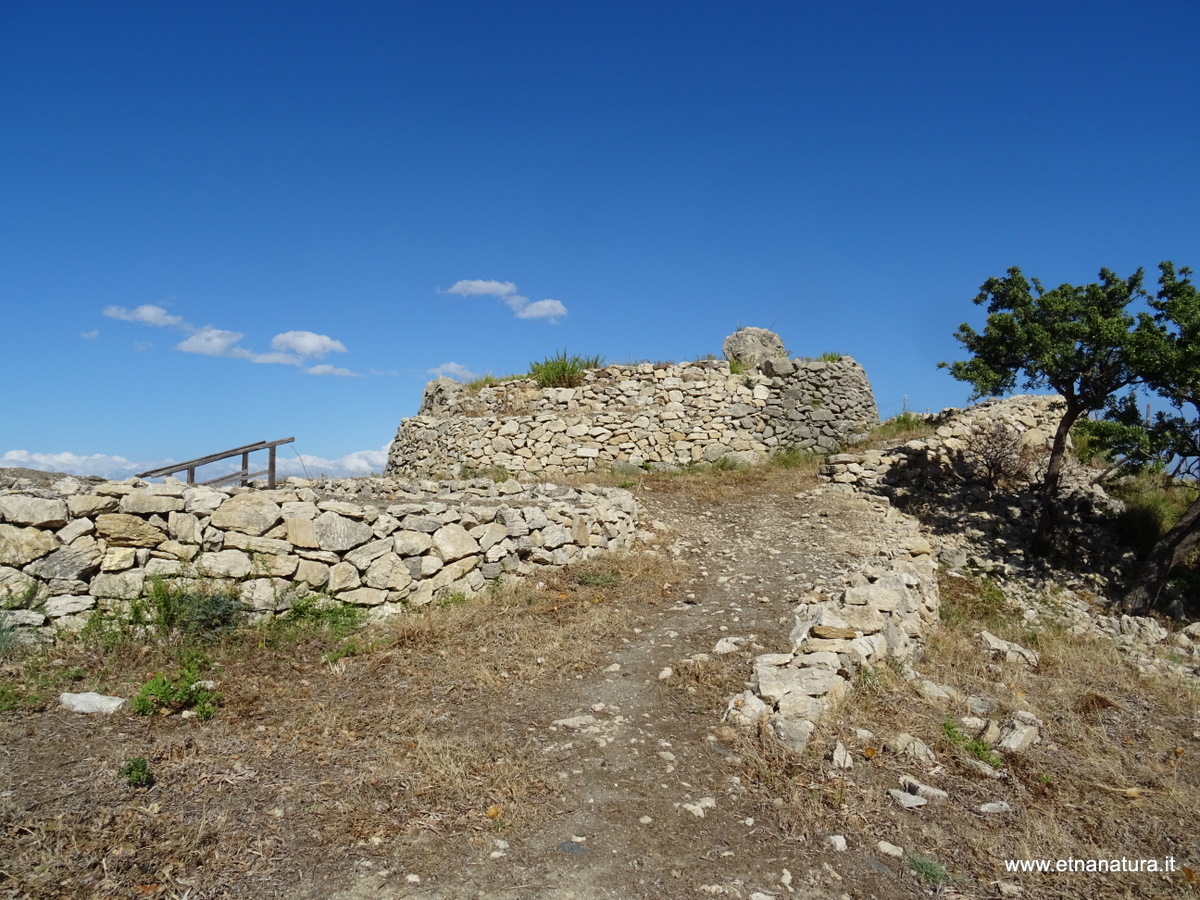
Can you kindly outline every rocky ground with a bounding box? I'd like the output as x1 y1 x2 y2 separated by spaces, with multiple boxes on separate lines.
2 466 1199 900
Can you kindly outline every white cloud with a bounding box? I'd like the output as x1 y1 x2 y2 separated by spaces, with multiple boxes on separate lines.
445 279 518 297
80 330 99 340
271 330 347 357
1 449 141 480
176 327 247 357
427 361 477 381
4 441 392 482
513 298 568 321
274 444 390 478
102 304 186 328
445 279 569 323
103 303 356 371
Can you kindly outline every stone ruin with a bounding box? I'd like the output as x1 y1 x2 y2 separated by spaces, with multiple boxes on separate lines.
386 329 879 479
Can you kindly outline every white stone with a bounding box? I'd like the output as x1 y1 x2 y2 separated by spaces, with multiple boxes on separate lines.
60 691 126 714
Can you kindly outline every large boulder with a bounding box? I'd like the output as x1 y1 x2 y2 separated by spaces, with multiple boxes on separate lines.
722 327 787 369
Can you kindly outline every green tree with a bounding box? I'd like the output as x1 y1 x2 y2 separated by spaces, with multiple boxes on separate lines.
940 266 1147 552
1090 263 1200 614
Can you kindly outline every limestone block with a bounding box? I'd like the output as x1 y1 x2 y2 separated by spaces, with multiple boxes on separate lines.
843 581 904 612
183 487 226 514
432 523 480 562
328 562 362 593
541 523 569 549
120 491 184 515
195 549 252 579
239 577 289 611
365 553 413 592
44 594 96 617
0 522 57 566
771 715 815 752
100 548 136 572
89 571 146 600
314 512 374 552
476 521 508 551
430 555 479 589
0 566 39 603
167 512 202 544
67 494 118 517
144 558 183 576
295 558 330 588
281 500 319 520
0 495 68 528
95 514 165 548
254 554 299 578
339 587 388 606
222 533 292 555
25 546 100 582
346 538 396 571
210 494 282 536
394 530 434 557
284 517 319 549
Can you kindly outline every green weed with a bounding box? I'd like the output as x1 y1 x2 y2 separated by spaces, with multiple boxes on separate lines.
905 853 949 885
118 757 153 788
528 350 604 388
131 653 221 720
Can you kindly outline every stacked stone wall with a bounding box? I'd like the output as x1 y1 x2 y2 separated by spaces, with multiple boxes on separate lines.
387 357 878 478
0 475 637 642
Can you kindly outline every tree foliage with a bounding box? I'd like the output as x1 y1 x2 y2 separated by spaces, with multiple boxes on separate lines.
1090 263 1200 614
940 266 1146 551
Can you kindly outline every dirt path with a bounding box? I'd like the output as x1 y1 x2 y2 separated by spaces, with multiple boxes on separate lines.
330 480 926 900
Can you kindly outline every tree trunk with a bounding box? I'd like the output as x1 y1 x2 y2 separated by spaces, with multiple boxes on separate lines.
1119 495 1200 615
1031 403 1081 555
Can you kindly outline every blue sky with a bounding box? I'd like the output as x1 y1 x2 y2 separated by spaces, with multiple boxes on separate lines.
3 1 1198 479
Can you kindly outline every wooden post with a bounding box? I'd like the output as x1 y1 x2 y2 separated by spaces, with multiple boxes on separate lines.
268 444 277 489
241 451 250 487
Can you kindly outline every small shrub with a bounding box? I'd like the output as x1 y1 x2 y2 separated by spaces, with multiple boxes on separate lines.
118 757 153 788
528 350 604 388
728 359 747 375
817 351 844 362
959 419 1030 489
147 576 247 641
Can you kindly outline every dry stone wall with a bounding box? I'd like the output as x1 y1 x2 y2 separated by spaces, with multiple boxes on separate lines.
0 475 637 641
387 356 878 479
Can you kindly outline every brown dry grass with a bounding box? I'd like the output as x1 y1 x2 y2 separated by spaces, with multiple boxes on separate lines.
679 573 1200 899
0 553 680 900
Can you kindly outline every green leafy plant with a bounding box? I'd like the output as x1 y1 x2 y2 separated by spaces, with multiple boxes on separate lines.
131 653 221 720
905 853 949 885
817 351 844 362
118 756 153 788
528 350 604 388
728 359 747 375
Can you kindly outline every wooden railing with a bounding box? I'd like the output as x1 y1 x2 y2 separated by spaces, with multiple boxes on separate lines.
136 437 295 489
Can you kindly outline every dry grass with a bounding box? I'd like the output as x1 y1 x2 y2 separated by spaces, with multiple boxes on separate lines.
0 552 680 899
698 572 1200 898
